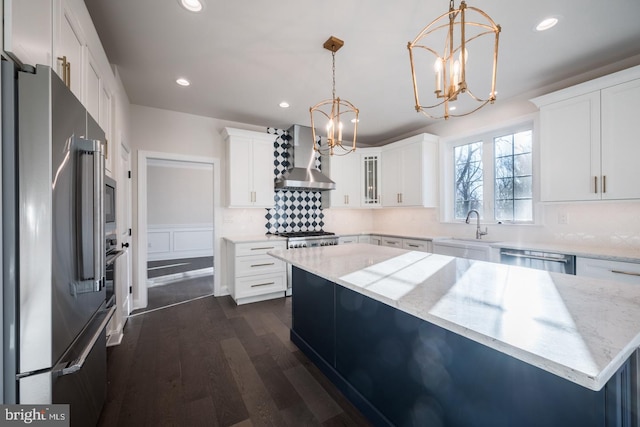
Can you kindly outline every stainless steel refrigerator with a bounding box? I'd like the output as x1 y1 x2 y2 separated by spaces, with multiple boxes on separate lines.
2 62 114 427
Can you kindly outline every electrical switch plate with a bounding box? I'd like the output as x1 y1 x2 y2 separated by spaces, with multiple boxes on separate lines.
558 212 568 224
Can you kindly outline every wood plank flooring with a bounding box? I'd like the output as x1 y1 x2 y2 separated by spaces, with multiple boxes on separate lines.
98 295 372 427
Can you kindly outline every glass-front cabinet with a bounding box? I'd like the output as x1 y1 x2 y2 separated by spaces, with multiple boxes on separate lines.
362 151 381 206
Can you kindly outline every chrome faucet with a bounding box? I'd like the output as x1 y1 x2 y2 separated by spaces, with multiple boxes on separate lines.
465 209 488 239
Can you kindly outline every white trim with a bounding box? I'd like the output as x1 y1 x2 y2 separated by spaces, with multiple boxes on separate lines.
135 151 222 311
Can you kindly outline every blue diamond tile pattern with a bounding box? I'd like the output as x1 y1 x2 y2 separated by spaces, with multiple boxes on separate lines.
265 127 324 234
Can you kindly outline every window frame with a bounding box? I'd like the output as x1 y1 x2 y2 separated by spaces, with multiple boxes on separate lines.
440 117 539 225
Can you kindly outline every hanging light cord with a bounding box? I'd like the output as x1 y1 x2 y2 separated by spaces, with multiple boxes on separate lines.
331 48 337 102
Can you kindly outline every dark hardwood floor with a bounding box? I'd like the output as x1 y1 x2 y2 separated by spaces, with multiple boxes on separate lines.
98 295 372 427
130 275 214 316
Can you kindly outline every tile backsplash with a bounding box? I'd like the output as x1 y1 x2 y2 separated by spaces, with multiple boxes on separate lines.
264 128 324 234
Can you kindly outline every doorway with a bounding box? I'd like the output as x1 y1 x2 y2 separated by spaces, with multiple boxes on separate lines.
133 151 221 314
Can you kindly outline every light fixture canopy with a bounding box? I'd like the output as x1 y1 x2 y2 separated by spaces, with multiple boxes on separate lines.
310 36 359 156
408 0 501 120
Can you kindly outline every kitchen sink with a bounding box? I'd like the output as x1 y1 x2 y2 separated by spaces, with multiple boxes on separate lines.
432 238 501 261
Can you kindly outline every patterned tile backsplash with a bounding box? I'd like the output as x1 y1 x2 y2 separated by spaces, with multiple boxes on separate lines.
264 128 324 234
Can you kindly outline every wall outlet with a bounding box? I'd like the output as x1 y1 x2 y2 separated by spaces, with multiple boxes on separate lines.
558 212 569 225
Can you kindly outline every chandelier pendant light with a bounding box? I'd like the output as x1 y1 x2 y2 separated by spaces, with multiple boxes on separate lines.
310 36 359 156
408 0 501 119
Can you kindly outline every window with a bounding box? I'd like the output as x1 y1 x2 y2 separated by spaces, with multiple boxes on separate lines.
451 124 533 223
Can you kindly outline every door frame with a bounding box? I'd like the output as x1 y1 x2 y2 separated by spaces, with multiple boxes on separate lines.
134 150 221 309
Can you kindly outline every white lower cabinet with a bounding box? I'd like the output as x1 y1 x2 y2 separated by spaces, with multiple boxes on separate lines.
381 237 403 248
227 240 287 305
338 235 359 244
402 238 432 253
576 257 640 285
370 235 382 245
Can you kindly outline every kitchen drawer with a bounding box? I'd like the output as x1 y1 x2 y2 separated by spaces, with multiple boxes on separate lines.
402 238 432 253
235 241 286 256
339 236 358 244
381 237 402 248
235 255 285 276
576 257 640 285
235 272 287 299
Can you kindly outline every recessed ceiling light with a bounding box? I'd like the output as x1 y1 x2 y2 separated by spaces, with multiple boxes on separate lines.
279 101 290 108
449 106 457 111
176 78 191 86
535 16 559 31
179 0 204 13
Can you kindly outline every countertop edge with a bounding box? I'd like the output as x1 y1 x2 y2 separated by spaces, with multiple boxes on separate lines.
268 246 640 392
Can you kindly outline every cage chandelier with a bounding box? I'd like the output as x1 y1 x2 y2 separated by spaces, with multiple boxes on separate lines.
310 36 359 156
408 0 501 119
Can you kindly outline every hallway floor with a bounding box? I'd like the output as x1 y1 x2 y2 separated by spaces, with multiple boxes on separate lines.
98 295 372 426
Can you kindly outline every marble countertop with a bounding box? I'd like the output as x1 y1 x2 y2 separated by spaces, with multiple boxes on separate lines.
222 234 287 244
269 243 640 391
337 232 640 263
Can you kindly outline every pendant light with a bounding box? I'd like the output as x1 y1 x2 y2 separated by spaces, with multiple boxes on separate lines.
408 0 501 119
310 36 359 156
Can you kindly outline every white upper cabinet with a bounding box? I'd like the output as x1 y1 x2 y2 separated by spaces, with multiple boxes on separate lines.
533 65 640 202
3 0 52 67
381 133 438 207
538 92 601 201
100 84 113 174
85 47 101 122
322 152 360 208
322 148 381 208
53 0 85 101
223 128 275 208
600 78 640 200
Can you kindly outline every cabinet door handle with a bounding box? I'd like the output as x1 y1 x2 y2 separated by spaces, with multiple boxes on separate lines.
251 246 274 250
250 262 275 267
611 269 640 277
57 56 71 88
594 176 598 194
602 175 606 194
251 282 275 288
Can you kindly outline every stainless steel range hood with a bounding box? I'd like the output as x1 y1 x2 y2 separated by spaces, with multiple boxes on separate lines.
274 125 335 191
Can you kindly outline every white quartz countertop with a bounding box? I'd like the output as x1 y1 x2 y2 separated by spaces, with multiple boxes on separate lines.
269 244 640 391
222 235 287 244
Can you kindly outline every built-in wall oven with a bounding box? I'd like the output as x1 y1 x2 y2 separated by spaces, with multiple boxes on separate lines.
104 175 116 235
500 248 576 275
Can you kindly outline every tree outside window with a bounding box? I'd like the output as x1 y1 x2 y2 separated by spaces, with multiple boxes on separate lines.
451 125 533 223
494 130 532 222
454 141 483 219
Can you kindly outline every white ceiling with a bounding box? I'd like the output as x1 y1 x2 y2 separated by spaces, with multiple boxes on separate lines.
84 0 640 145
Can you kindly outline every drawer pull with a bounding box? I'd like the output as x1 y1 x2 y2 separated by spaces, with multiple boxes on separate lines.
251 282 275 288
250 262 275 267
251 247 275 250
407 244 419 248
611 269 640 277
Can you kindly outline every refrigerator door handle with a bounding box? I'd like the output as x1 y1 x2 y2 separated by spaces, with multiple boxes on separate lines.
76 137 105 294
59 306 115 376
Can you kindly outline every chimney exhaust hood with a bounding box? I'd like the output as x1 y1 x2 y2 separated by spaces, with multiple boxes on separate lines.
274 125 335 191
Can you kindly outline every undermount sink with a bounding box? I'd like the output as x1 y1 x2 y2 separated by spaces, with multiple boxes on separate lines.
432 238 500 261
449 237 501 245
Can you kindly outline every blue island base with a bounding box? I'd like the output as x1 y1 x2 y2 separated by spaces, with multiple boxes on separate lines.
290 267 635 427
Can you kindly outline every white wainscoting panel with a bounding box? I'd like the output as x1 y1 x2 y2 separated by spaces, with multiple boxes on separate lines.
148 224 214 261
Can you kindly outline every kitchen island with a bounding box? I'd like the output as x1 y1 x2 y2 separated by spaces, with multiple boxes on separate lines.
269 244 640 427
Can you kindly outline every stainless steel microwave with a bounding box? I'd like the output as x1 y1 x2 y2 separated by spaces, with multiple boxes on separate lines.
105 175 116 234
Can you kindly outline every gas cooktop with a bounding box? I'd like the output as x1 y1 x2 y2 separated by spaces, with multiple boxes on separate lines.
272 231 335 238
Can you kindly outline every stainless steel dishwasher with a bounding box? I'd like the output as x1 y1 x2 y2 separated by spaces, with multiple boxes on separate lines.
499 249 576 274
